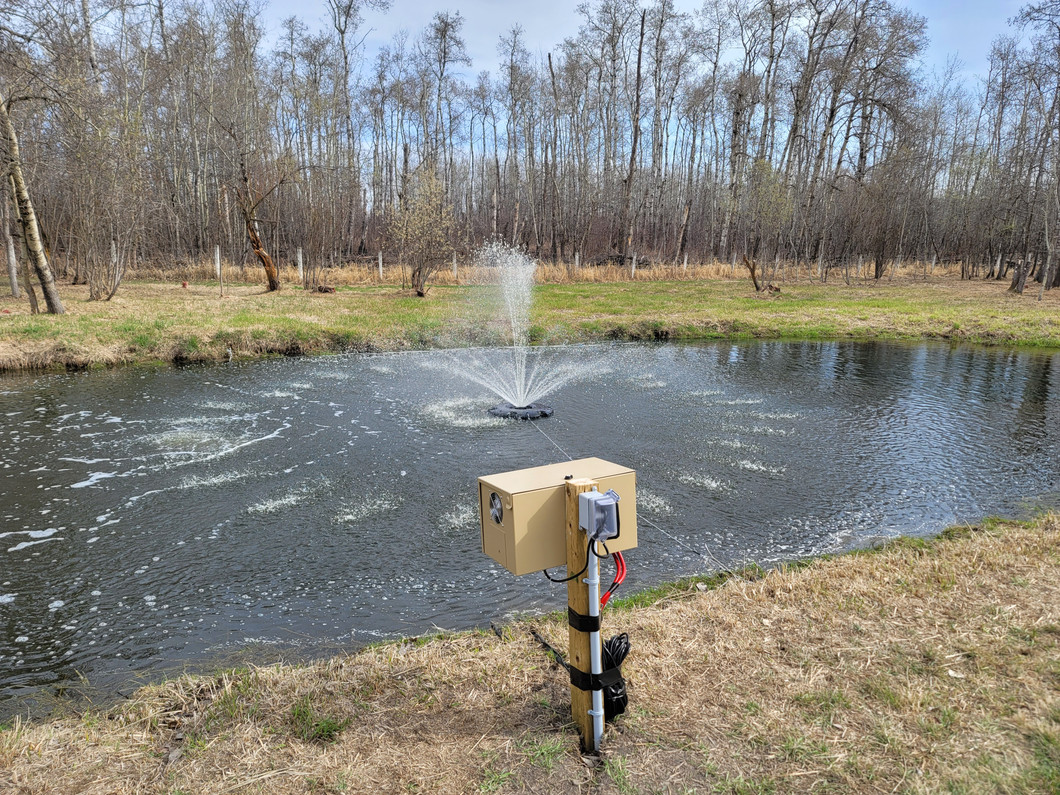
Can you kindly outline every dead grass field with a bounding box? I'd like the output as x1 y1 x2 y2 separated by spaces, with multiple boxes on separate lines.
3 515 1058 794
1 267 1058 372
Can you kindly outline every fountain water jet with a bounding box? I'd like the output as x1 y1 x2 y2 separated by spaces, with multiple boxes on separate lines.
450 243 579 419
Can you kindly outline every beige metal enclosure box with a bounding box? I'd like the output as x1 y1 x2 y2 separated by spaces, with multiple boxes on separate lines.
478 457 637 576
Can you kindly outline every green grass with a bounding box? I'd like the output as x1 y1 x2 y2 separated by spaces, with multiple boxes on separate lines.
289 695 349 743
2 277 1058 371
518 734 566 772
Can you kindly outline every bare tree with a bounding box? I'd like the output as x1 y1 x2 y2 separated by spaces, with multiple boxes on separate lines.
0 88 63 313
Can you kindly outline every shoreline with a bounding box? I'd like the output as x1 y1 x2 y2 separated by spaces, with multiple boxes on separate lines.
2 277 1059 373
2 515 1058 793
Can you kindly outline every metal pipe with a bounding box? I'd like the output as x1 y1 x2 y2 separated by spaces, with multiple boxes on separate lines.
586 543 604 751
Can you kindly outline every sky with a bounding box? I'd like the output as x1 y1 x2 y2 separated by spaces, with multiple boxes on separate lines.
263 0 1028 83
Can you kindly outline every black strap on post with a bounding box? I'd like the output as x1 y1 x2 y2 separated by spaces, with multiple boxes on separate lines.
568 607 601 633
569 664 624 692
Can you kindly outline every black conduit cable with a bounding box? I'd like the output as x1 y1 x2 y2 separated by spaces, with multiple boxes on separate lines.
601 632 631 721
542 537 594 583
530 629 571 673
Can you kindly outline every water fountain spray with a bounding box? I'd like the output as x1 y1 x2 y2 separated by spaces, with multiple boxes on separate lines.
454 243 579 419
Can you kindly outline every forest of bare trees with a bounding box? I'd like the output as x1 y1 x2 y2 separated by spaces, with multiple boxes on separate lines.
1 0 1059 312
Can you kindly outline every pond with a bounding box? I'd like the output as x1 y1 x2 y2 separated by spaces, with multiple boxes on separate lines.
1 341 1057 716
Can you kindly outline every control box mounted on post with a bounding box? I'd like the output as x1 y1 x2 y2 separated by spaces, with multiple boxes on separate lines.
478 457 637 576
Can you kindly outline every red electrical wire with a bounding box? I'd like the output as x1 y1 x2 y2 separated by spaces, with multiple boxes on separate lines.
600 551 627 607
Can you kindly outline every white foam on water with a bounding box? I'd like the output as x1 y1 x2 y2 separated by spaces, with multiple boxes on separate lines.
0 528 59 540
677 474 732 492
748 425 791 436
263 390 298 398
198 400 250 412
246 478 331 515
247 492 305 515
149 423 290 468
637 490 673 516
179 471 252 489
334 493 403 524
70 471 117 489
737 459 786 475
48 600 65 610
420 397 507 428
441 503 477 532
0 594 15 604
8 538 62 552
14 635 28 643
714 439 757 451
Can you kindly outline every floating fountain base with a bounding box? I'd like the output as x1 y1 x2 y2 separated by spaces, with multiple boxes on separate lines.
488 402 554 420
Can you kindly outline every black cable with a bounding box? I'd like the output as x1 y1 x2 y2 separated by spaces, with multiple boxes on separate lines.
602 632 631 722
542 537 593 582
530 629 570 672
602 632 630 669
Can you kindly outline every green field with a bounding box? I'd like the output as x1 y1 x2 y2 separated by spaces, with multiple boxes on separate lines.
2 276 1058 371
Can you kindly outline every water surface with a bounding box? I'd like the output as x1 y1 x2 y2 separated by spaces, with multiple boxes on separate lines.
1 341 1057 714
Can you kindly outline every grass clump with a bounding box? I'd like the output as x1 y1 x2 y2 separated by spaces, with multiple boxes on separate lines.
290 695 349 744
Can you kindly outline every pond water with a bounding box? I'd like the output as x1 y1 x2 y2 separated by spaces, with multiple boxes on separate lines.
1 341 1057 715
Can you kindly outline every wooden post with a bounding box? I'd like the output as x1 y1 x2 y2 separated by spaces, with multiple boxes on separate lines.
214 245 221 279
297 247 304 283
631 252 637 279
378 251 383 280
575 251 580 270
683 253 688 271
566 477 597 752
452 251 458 280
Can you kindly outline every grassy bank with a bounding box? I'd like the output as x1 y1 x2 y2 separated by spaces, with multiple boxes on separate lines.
2 515 1058 793
1 276 1059 371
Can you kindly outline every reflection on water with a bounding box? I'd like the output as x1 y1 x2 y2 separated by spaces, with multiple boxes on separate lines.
0 341 1057 715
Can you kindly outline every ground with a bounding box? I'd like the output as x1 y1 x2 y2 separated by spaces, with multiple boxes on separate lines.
1 271 1059 371
2 515 1058 794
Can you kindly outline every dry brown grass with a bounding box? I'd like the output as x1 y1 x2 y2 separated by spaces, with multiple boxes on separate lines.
2 516 1058 794
127 256 967 287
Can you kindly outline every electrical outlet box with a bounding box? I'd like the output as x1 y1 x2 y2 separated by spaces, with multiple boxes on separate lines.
478 457 637 576
579 489 620 542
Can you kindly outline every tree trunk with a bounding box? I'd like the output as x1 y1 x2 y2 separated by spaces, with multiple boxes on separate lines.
620 11 646 261
244 215 280 291
1 188 19 298
1 94 64 314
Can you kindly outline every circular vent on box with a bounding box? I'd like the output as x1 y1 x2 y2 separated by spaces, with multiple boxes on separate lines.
489 492 503 524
